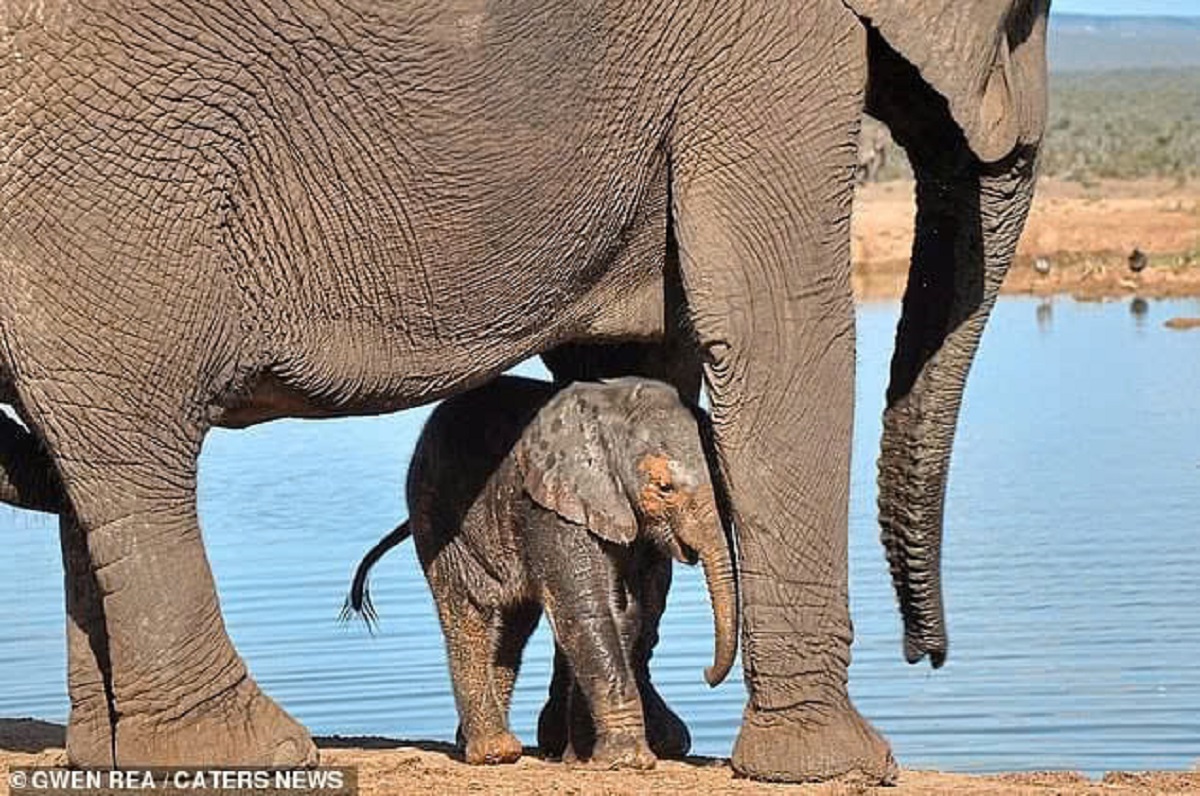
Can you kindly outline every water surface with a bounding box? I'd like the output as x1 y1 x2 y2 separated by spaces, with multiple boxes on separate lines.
2 297 1198 774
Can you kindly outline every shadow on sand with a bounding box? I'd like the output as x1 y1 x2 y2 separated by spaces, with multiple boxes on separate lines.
0 720 726 770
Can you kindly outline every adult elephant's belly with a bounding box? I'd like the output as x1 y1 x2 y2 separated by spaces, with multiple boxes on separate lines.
213 253 668 430
216 324 556 428
215 146 672 429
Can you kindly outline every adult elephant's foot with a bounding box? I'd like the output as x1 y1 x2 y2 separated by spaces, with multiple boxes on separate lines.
640 684 690 759
731 703 897 784
114 676 316 768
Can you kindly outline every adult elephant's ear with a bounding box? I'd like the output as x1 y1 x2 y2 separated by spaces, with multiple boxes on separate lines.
847 0 1049 162
516 384 638 545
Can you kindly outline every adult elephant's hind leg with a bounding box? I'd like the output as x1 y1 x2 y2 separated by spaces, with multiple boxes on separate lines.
0 417 111 761
60 513 117 766
19 386 315 768
671 4 893 783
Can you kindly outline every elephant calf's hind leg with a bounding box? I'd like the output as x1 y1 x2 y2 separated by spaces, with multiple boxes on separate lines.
489 603 541 726
438 597 522 765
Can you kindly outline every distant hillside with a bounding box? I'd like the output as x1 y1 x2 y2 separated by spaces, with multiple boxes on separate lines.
862 66 1200 182
1042 68 1200 179
857 14 1200 182
1050 13 1200 71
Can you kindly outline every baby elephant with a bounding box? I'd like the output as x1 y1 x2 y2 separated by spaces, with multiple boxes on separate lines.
347 376 736 769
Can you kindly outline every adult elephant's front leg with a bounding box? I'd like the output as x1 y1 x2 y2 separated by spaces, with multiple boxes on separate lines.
671 5 892 783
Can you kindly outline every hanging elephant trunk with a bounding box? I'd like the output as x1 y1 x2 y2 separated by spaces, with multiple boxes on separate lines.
864 17 1045 667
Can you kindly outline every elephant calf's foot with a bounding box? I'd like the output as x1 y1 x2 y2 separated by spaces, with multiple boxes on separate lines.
541 687 687 761
641 685 690 759
731 703 897 785
115 676 316 768
463 730 522 765
536 695 568 758
569 734 656 771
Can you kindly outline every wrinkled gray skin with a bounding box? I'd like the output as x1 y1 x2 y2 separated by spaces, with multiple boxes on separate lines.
0 0 1049 782
345 376 736 769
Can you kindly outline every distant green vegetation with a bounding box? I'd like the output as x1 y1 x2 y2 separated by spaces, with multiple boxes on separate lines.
1043 69 1200 180
863 68 1200 182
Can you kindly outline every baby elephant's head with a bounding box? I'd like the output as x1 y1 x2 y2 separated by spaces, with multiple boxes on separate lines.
516 377 737 686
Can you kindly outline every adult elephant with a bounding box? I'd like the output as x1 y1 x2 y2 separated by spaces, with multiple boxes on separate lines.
0 0 1049 783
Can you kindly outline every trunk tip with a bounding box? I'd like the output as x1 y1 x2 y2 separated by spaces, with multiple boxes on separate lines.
704 662 731 687
904 634 948 669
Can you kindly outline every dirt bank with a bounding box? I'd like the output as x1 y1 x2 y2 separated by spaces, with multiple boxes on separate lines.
3 720 1199 796
852 178 1200 301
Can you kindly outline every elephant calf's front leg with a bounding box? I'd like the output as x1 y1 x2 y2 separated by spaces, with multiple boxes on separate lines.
545 615 652 770
536 557 654 768
629 552 691 759
538 560 689 763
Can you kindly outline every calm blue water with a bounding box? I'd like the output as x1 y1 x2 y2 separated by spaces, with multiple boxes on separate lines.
2 297 1199 774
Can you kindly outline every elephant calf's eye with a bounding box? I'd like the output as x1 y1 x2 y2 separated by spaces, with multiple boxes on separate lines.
657 482 675 494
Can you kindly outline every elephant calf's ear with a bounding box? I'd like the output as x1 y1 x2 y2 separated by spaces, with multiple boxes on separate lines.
516 390 638 545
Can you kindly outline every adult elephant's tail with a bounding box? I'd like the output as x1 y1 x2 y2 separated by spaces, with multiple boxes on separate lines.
861 2 1048 667
341 521 411 628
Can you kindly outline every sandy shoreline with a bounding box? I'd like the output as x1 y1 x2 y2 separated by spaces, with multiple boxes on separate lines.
851 178 1200 304
2 720 1199 795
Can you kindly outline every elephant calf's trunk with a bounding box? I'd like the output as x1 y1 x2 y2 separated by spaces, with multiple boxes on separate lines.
693 511 738 686
702 555 738 686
